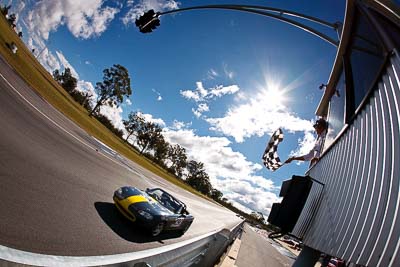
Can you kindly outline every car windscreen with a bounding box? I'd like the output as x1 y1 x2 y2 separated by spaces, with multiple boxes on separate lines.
121 186 142 197
147 189 183 214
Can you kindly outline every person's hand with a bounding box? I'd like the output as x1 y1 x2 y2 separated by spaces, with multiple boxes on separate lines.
285 157 294 164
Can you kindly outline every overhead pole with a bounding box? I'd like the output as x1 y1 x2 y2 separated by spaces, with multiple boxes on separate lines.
143 4 341 46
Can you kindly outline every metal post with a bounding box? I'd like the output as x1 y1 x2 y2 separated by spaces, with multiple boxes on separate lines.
158 5 339 46
292 246 321 267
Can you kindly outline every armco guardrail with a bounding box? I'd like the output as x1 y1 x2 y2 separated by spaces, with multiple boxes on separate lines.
0 222 244 267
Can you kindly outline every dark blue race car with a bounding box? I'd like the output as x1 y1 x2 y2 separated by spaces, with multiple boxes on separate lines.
113 186 194 236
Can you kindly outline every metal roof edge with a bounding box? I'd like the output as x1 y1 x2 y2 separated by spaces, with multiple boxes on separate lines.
316 0 355 117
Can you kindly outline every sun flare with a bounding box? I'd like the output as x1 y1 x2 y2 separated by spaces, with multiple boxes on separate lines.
263 81 287 108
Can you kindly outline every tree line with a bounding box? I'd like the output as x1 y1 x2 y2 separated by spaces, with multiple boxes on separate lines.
1 5 24 44
53 66 270 225
53 65 131 138
123 111 224 198
52 66 223 201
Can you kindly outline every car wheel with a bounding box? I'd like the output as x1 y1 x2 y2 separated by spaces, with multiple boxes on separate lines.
151 222 164 237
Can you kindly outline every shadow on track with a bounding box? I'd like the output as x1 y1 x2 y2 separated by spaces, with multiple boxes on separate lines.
94 202 182 243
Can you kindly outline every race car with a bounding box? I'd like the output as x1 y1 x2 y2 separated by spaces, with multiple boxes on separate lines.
113 186 194 236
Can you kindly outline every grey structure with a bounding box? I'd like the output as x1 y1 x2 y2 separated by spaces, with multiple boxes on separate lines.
292 0 400 266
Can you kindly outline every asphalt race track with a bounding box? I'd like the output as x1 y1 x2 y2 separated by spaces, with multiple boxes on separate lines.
0 55 241 257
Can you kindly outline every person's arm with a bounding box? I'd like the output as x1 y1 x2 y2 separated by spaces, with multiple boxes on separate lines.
285 147 315 164
285 155 306 163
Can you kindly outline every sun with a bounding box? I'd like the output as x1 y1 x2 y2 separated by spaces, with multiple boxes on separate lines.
263 80 287 107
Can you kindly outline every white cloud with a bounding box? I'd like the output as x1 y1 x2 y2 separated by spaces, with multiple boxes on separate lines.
192 103 209 118
77 80 96 95
164 129 254 182
206 89 313 143
207 68 219 80
13 0 118 82
163 128 279 216
13 1 125 134
290 131 316 159
196 81 208 99
171 120 192 130
223 63 235 79
55 50 79 79
152 89 163 101
25 33 61 75
126 99 132 105
12 1 26 27
122 0 179 26
197 103 209 112
37 47 60 73
223 187 280 216
209 84 239 97
26 0 119 40
180 81 240 102
181 81 240 120
26 31 46 54
99 105 124 130
181 90 200 102
191 108 201 119
139 112 166 127
15 1 26 14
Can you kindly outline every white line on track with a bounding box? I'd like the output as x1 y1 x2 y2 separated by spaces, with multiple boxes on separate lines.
0 73 138 174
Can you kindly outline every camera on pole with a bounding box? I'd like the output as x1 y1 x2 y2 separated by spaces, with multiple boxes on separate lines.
135 10 161 33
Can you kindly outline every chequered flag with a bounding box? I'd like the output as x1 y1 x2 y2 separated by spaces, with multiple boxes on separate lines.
262 128 284 171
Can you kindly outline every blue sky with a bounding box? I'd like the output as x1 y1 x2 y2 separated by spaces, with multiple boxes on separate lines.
9 0 345 217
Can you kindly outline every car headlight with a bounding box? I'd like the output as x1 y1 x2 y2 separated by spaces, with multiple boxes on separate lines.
114 188 124 200
138 210 153 220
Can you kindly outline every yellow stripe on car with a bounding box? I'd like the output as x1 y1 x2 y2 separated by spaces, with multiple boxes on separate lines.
120 195 148 208
114 195 148 222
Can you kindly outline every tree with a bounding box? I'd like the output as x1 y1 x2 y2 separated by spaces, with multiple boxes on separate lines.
123 112 145 142
250 211 266 225
136 122 163 154
89 64 132 116
153 137 169 164
167 144 187 177
7 13 16 28
1 5 11 16
53 68 77 93
71 90 92 111
93 113 124 138
53 68 92 110
210 189 223 201
186 160 212 195
80 92 93 111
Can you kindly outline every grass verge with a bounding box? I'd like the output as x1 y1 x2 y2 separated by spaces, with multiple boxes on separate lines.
0 14 204 198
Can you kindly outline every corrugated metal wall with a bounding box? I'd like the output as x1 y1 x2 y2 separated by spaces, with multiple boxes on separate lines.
292 51 400 266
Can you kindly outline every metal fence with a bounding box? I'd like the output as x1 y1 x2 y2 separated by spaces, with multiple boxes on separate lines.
0 223 244 267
